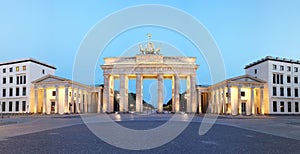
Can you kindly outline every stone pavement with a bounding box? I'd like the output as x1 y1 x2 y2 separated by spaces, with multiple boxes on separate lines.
0 114 299 141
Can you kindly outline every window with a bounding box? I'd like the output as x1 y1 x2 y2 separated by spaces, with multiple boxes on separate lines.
273 74 284 84
16 66 19 72
16 87 19 96
287 66 291 71
22 101 26 111
280 65 284 71
287 76 291 83
22 87 26 96
273 74 276 84
273 64 277 70
9 76 13 84
254 69 257 74
3 77 6 84
52 91 56 96
23 75 26 84
273 101 277 112
3 68 6 73
69 92 72 97
2 89 6 97
295 77 298 84
295 67 299 72
2 102 5 112
15 101 19 112
280 87 284 96
287 88 291 97
288 102 291 112
296 102 299 112
273 87 277 96
295 88 299 97
241 91 245 97
280 101 285 112
9 67 13 72
22 65 26 71
9 88 13 97
17 76 19 85
9 101 12 112
20 75 23 84
42 69 45 74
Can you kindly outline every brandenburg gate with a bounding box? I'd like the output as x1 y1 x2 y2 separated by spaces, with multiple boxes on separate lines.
101 34 199 113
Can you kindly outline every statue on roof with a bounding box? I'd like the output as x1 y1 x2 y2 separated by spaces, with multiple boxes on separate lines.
139 33 161 55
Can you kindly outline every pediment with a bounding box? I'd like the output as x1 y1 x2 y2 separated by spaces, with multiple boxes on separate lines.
228 75 265 83
33 75 70 83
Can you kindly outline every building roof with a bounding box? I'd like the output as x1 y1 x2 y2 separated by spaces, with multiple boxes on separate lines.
32 74 89 88
244 56 300 69
0 58 56 70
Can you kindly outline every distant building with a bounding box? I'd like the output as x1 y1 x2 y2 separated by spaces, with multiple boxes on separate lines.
0 58 56 113
245 56 300 114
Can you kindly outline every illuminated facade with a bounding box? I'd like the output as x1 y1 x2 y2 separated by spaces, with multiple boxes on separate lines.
245 56 300 114
197 75 267 115
101 54 199 113
0 58 56 113
31 75 102 114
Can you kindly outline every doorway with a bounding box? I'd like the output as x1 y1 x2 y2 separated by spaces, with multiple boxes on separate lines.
241 102 246 115
51 101 55 114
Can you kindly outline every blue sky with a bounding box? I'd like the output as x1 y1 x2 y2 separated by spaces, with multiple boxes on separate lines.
1 0 300 104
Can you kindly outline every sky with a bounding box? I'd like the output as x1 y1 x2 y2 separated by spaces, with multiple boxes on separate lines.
1 0 300 104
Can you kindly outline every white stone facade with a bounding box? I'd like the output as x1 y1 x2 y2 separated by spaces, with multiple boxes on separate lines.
197 75 266 115
245 56 300 114
101 54 199 113
0 58 56 114
31 75 102 114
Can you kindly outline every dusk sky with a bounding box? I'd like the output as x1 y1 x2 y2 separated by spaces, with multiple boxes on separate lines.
1 0 300 103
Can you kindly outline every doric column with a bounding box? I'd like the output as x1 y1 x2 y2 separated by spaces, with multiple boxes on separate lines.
186 75 191 113
80 90 84 113
190 74 197 113
250 86 255 115
260 86 264 115
217 89 221 114
227 85 232 114
55 86 59 114
71 88 74 113
211 89 217 113
43 87 47 114
76 88 80 113
97 90 101 113
157 74 164 113
85 93 89 113
65 86 69 113
109 76 114 113
171 76 175 113
34 86 38 113
223 87 227 114
237 85 242 115
198 89 202 114
136 74 143 113
119 74 125 113
174 74 180 112
103 74 109 113
124 79 128 113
